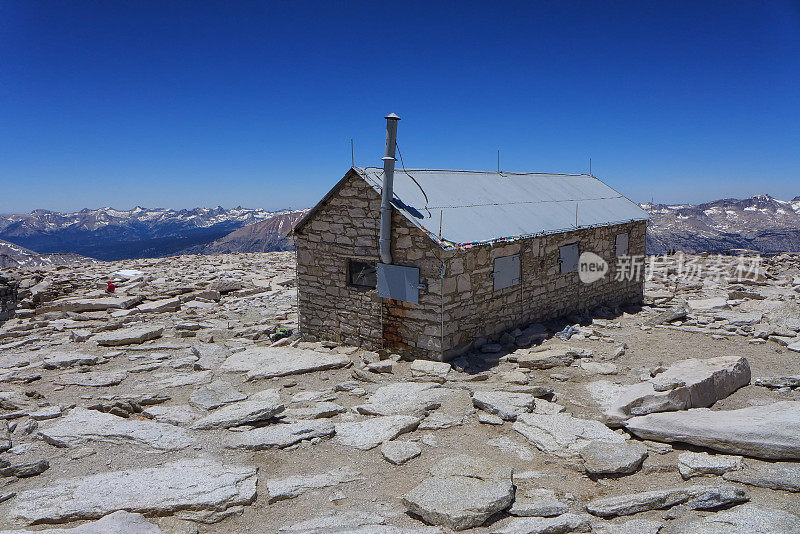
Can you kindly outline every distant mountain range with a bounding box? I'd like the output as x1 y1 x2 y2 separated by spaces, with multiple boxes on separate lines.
0 206 299 261
181 210 307 255
644 194 800 254
0 239 94 269
2 194 799 263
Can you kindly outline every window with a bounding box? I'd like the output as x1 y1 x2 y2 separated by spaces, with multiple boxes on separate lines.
348 260 377 288
559 243 579 274
615 233 629 257
493 254 520 291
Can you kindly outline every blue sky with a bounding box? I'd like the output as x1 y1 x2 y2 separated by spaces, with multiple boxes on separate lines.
2 1 799 213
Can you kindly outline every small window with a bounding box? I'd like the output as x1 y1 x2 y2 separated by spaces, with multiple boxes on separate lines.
615 233 629 257
559 243 579 273
348 260 377 288
493 254 520 291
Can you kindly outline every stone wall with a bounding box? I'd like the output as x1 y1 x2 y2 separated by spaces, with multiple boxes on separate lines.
0 274 19 322
440 220 647 359
296 170 647 361
295 171 444 358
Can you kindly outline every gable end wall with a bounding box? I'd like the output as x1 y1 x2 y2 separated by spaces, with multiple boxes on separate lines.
295 173 444 357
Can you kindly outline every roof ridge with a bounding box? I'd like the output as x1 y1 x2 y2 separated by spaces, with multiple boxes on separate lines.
358 167 588 177
424 195 626 210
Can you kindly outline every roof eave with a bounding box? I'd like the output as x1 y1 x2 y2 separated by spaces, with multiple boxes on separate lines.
439 217 650 250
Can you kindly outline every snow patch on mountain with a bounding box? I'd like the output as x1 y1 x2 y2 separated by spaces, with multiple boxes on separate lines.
0 240 93 268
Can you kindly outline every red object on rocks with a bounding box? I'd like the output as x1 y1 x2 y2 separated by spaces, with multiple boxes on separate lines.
106 281 115 293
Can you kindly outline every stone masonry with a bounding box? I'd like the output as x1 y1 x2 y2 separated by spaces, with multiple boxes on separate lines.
441 222 645 359
295 170 646 361
0 273 19 322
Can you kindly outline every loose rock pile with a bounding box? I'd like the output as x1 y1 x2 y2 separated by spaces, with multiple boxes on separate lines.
0 251 797 533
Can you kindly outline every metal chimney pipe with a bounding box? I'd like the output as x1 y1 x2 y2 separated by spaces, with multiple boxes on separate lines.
379 113 400 265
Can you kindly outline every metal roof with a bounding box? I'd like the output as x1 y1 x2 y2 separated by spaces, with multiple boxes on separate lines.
355 167 650 249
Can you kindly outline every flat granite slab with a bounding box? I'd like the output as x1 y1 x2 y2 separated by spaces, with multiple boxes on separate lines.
220 346 351 380
0 510 164 533
38 408 194 451
37 296 142 314
93 326 164 346
7 458 256 525
625 401 800 460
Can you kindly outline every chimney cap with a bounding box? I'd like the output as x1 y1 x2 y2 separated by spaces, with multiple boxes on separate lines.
385 113 401 121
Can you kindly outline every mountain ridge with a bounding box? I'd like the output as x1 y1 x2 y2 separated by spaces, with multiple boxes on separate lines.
643 193 800 254
3 193 799 262
0 206 290 261
0 239 94 269
177 210 307 255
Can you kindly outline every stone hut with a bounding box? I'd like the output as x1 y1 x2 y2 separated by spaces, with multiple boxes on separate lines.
292 116 650 361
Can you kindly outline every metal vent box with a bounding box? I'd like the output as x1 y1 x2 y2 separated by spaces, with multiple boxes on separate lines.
377 263 420 304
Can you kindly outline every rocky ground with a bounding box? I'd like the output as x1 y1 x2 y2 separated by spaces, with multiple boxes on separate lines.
0 251 798 533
